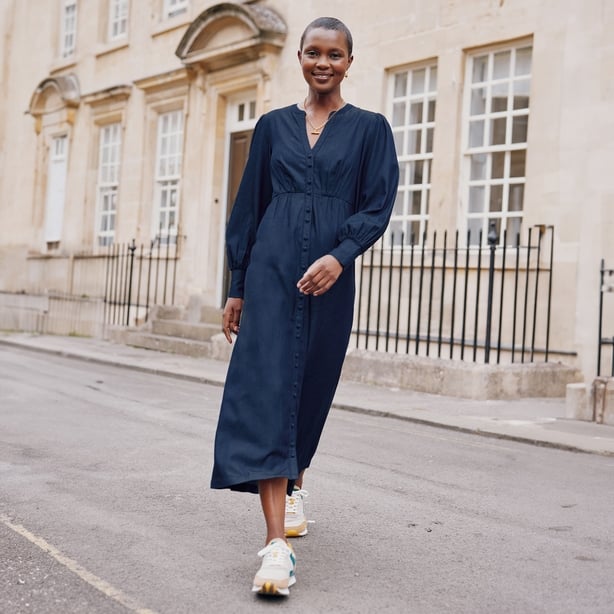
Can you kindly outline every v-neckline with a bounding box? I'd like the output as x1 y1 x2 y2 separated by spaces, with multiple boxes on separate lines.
295 103 351 153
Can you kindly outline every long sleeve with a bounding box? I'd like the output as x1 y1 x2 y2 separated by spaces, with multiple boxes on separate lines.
329 113 399 269
225 115 273 298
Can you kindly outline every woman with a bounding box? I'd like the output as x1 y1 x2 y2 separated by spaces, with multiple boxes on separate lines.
211 17 399 596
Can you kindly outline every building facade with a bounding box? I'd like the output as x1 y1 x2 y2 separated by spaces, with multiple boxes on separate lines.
0 0 613 382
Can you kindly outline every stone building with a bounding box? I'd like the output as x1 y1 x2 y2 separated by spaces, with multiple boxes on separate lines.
0 0 612 391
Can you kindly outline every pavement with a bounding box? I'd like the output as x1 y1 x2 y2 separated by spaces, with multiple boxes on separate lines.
2 331 614 457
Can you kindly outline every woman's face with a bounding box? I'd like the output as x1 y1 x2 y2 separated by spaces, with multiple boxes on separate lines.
298 27 353 96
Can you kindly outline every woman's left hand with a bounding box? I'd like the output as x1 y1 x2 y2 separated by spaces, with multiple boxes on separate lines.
297 255 343 296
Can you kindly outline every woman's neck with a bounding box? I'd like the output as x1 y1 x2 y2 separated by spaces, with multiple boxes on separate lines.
303 92 345 114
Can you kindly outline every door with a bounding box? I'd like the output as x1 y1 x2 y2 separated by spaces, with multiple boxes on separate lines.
222 129 253 301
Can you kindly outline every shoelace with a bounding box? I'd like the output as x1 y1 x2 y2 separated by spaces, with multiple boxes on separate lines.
257 541 293 568
286 489 309 514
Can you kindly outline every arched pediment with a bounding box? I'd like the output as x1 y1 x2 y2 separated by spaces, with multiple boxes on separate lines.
175 2 287 71
29 74 80 116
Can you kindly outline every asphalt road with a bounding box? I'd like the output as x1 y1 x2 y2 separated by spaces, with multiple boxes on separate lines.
1 345 613 614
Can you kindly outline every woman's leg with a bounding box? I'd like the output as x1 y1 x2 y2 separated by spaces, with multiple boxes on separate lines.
259 477 288 544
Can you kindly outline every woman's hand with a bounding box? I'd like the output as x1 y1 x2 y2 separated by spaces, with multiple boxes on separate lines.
222 297 244 343
297 255 343 296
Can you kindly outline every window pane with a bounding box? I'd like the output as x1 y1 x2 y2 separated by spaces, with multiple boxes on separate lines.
509 184 524 211
470 154 487 180
411 190 422 215
470 88 487 115
409 102 423 124
427 100 436 122
428 66 437 91
510 149 526 177
469 120 484 148
393 130 404 155
388 219 404 246
490 117 506 145
407 129 422 154
393 191 405 215
491 82 508 112
513 79 530 109
467 218 483 245
469 186 485 213
491 151 505 179
493 51 511 79
472 55 488 83
411 69 426 94
394 72 407 97
489 184 503 212
425 128 434 153
506 216 522 241
515 47 532 76
411 160 424 184
392 102 405 127
511 115 528 143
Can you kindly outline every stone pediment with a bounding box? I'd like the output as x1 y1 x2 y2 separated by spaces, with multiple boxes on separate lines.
29 74 80 116
175 2 287 71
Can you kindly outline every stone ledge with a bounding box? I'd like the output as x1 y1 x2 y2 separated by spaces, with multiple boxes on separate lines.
341 349 582 400
566 379 614 425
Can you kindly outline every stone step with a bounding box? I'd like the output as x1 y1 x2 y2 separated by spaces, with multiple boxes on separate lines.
150 305 184 321
200 305 223 324
120 331 232 362
152 319 219 342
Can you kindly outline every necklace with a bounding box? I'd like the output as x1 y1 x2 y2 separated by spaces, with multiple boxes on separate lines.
306 116 328 135
303 98 339 135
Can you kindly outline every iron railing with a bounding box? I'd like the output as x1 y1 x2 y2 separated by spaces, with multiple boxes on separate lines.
597 259 614 376
103 233 180 327
353 223 555 364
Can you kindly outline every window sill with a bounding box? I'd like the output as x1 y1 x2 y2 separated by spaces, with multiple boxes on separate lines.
49 56 78 75
95 39 130 59
151 14 191 38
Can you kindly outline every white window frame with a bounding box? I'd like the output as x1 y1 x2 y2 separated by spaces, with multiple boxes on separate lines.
462 42 532 246
163 0 189 19
153 110 184 242
387 62 437 247
108 0 128 41
60 0 77 58
96 123 122 247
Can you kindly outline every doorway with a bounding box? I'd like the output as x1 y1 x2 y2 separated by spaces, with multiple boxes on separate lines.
221 95 257 304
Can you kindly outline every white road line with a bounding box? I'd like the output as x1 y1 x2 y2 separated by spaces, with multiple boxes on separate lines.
0 513 159 614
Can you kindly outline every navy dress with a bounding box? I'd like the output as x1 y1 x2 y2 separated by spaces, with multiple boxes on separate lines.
211 103 399 494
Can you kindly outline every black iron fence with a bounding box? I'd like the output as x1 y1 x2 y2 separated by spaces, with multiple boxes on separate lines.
597 259 614 376
103 234 180 327
353 223 555 364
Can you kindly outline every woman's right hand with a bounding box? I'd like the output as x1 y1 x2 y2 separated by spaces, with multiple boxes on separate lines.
222 297 244 343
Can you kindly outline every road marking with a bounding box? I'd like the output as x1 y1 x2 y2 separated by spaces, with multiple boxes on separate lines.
0 513 159 614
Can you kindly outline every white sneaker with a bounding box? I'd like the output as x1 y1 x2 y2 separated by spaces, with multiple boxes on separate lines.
284 488 308 537
251 538 296 596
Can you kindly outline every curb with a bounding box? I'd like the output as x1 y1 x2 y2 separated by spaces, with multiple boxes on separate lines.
3 337 613 458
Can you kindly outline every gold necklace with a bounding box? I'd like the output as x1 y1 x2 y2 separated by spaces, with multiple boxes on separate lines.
303 98 332 135
306 116 328 135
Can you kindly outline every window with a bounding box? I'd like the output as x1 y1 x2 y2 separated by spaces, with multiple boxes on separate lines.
45 135 69 247
164 0 188 19
387 64 437 246
463 44 532 245
60 0 77 58
96 123 122 247
108 0 128 41
154 110 184 241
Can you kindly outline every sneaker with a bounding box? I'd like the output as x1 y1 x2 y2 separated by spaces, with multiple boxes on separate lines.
284 488 308 537
251 538 296 596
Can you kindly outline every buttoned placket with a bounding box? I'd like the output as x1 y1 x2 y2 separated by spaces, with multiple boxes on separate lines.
289 150 316 464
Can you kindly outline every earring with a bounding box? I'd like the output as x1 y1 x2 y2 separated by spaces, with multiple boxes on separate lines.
345 72 349 79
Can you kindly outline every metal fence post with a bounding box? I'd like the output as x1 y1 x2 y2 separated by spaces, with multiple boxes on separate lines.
484 221 498 363
125 239 137 326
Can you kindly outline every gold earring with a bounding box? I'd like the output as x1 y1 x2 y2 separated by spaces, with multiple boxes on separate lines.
345 72 349 78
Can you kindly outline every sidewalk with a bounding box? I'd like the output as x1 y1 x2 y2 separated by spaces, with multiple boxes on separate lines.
2 331 614 457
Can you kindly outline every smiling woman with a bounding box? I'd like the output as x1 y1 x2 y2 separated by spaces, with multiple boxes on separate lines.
210 16 399 598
